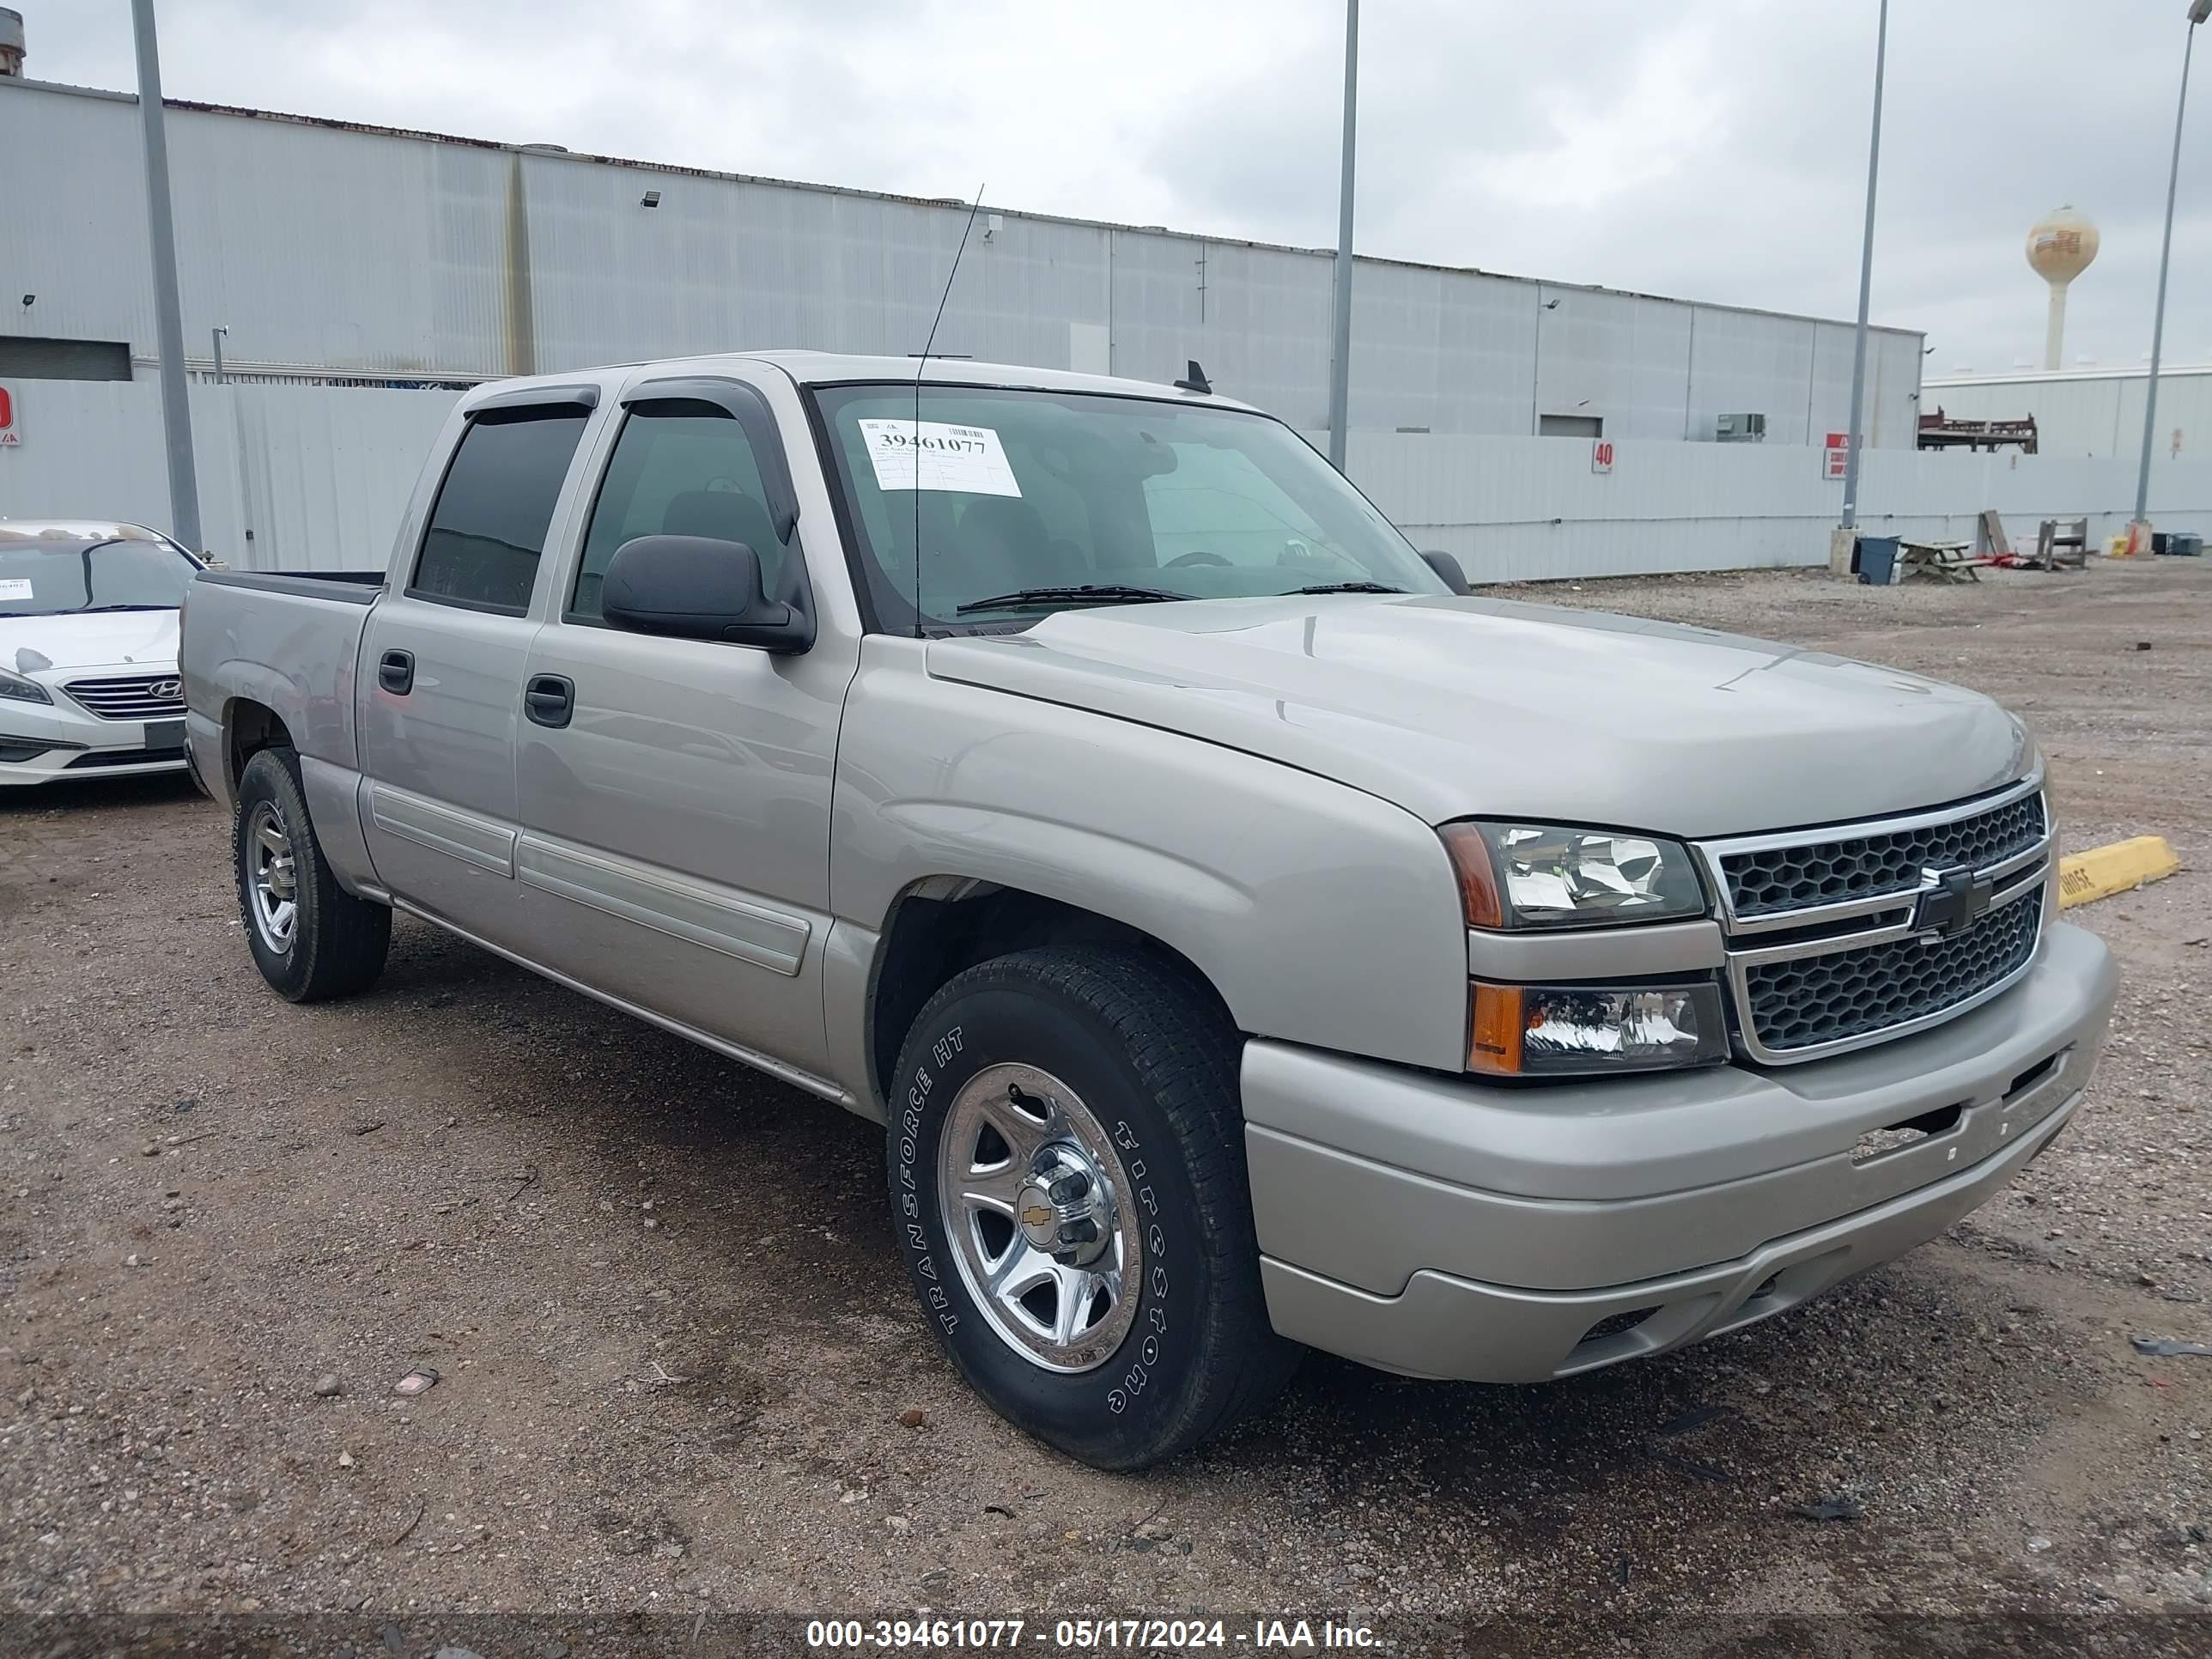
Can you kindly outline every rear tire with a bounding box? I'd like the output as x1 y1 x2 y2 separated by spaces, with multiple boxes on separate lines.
887 945 1299 1469
233 747 390 1002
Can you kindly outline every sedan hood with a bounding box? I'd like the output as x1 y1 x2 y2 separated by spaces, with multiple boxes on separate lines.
927 594 2032 839
0 609 180 675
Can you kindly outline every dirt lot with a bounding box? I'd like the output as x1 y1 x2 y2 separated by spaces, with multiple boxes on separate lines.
3 557 2210 1651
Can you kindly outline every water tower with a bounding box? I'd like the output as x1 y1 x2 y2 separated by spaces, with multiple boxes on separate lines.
2027 206 2100 371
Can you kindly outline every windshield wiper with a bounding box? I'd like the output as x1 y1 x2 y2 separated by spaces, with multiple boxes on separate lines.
1285 581 1407 596
75 604 177 613
954 584 1191 615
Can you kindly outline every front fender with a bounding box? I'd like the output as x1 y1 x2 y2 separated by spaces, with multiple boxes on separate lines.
831 643 1470 1073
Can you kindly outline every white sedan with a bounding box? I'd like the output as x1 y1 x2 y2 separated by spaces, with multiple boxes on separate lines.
0 520 204 787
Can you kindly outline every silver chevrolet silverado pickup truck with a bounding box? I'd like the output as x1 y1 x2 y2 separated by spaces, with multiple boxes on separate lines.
182 352 2119 1469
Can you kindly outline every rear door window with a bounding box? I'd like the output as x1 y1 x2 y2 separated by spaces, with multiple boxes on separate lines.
410 405 591 614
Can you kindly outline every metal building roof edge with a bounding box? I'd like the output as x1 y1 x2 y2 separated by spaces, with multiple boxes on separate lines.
0 72 1925 343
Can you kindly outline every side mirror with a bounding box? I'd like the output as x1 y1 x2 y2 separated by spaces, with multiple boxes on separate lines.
601 534 811 652
1421 549 1471 594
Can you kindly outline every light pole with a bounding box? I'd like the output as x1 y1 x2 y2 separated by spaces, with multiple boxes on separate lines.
1326 0 1358 471
2131 0 2211 546
131 0 202 553
1838 0 1889 535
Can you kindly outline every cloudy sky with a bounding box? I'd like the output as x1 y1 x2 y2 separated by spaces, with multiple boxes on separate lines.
27 0 2212 373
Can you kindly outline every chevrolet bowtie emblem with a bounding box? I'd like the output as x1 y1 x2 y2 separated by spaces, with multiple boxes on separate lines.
1021 1205 1053 1227
1914 866 1995 939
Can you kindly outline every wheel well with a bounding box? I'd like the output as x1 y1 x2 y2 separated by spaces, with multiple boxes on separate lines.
224 700 295 792
868 884 1232 1104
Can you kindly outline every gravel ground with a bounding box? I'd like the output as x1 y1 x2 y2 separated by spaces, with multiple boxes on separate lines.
3 557 2209 1651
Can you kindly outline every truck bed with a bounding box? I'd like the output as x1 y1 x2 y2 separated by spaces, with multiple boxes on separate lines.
182 568 383 803
195 569 385 604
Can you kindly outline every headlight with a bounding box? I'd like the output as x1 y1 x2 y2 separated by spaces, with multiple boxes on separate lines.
1439 821 1706 929
0 666 52 705
1470 981 1729 1077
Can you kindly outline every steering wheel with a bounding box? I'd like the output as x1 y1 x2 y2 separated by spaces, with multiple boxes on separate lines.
1165 550 1231 568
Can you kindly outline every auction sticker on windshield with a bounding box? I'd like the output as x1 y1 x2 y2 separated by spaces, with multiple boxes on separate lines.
857 419 1023 497
0 579 33 601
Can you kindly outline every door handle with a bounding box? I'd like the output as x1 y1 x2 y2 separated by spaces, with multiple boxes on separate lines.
378 648 414 695
524 673 574 729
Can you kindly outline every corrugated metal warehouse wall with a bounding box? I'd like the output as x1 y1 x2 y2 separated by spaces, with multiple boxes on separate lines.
1924 367 2212 461
0 76 1925 445
0 382 454 569
6 382 2203 581
1346 433 2212 581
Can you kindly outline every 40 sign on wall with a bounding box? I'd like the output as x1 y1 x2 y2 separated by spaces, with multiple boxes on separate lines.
0 382 20 447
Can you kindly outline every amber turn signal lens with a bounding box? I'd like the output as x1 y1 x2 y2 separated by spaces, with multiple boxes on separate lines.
1438 822 1504 929
1468 983 1525 1075
1468 981 1730 1078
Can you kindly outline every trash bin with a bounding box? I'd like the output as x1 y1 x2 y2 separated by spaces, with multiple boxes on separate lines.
1854 536 1901 585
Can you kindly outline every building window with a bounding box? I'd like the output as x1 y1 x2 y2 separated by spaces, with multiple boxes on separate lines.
1539 413 1603 440
0 337 133 382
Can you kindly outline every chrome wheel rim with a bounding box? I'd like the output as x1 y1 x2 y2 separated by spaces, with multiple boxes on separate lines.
939 1062 1141 1374
246 799 299 954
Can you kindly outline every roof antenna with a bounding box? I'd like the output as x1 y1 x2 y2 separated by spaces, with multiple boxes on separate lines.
1175 359 1212 394
911 181 987 638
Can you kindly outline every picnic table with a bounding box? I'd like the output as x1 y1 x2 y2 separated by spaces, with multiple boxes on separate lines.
1897 539 1980 582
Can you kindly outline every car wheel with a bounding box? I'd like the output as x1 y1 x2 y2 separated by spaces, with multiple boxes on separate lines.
234 747 391 1002
888 945 1299 1469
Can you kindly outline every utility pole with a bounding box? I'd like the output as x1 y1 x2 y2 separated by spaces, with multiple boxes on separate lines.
1327 0 1358 471
132 0 201 552
2133 1 2210 544
1838 0 1888 534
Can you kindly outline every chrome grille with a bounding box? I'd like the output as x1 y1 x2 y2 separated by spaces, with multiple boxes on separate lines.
1741 887 2043 1054
1719 792 2045 919
1698 776 2051 1064
64 673 185 720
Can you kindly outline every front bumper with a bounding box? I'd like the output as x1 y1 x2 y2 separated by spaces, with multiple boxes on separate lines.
1244 921 2119 1382
0 679 189 786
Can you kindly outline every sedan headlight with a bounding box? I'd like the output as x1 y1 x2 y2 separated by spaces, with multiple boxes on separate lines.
1439 821 1706 929
0 666 52 705
1470 981 1729 1077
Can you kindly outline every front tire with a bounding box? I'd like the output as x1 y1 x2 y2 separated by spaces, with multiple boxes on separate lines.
887 946 1297 1469
233 747 391 1002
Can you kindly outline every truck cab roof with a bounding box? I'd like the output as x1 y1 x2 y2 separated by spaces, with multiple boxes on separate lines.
455 351 1263 416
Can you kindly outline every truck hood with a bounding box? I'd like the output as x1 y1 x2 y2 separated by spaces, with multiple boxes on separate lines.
927 594 2033 839
1 609 181 674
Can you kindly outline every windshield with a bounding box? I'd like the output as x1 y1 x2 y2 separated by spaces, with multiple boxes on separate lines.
0 528 198 617
812 384 1448 631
